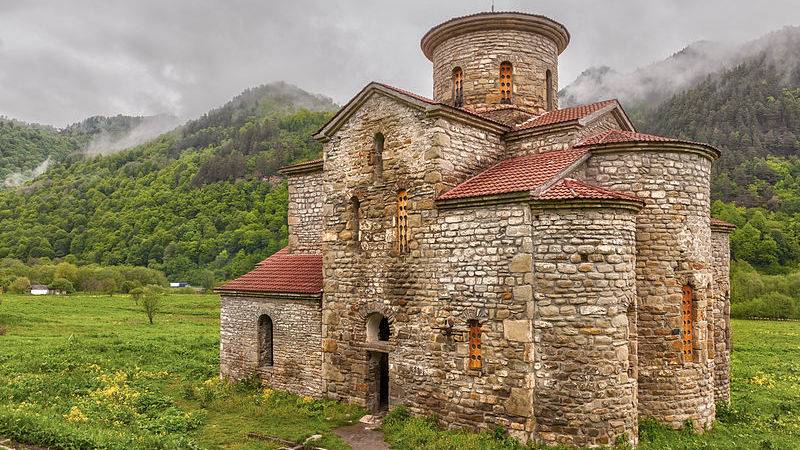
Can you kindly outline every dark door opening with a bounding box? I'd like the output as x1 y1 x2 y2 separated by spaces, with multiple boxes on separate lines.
378 352 389 411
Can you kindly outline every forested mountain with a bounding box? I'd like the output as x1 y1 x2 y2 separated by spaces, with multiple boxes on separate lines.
0 119 79 182
0 82 336 284
562 26 800 272
1 113 180 186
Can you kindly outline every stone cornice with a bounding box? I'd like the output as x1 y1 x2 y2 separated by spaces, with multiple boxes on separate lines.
421 12 570 60
435 191 531 209
215 289 323 301
711 222 737 234
530 198 644 213
588 141 721 161
278 159 324 176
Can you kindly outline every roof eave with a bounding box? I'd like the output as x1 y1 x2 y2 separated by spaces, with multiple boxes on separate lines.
586 141 721 161
530 197 644 212
505 120 581 141
577 101 636 132
214 288 323 300
278 159 324 176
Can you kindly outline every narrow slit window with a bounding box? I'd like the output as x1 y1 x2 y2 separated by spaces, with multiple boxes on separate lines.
258 315 273 367
682 285 694 362
546 69 554 111
500 62 513 104
468 320 482 369
351 196 361 243
452 67 464 107
396 190 409 254
373 133 384 182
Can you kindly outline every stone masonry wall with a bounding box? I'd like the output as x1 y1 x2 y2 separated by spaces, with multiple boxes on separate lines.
220 295 323 397
320 93 538 441
287 170 324 253
431 29 558 112
584 148 717 430
711 231 732 403
504 111 623 159
531 207 639 447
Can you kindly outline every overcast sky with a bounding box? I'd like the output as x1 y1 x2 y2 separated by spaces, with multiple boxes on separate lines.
2 0 800 127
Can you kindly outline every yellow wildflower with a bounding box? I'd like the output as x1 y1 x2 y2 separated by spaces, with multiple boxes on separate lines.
65 406 88 423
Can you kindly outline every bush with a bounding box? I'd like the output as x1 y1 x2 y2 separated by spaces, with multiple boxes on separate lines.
731 292 798 319
8 276 31 294
49 277 75 294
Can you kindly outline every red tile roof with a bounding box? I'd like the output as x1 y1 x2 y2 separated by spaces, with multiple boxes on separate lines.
515 100 617 130
576 130 676 147
217 248 322 295
437 148 588 200
535 178 640 202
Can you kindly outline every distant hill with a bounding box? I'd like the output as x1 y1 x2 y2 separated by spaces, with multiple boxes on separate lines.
561 26 800 270
0 82 336 284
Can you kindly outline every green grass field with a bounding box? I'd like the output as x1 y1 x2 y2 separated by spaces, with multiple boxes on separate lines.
0 294 798 449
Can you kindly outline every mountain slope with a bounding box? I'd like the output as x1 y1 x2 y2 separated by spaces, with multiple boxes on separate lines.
0 82 336 284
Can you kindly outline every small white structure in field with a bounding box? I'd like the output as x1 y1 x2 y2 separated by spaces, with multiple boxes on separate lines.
170 282 190 288
30 285 49 295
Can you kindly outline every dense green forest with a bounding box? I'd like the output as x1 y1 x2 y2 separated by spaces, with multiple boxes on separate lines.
635 53 800 273
0 83 336 285
0 119 78 180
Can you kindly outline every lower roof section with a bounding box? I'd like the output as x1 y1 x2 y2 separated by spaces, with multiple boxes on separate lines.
215 248 322 297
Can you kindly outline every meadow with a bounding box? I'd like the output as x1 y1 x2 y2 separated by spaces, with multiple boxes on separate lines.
0 293 798 449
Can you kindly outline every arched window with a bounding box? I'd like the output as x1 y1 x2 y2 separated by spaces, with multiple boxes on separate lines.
366 312 390 342
468 320 482 369
373 133 384 182
258 315 273 367
396 190 409 254
452 67 464 107
351 196 361 243
546 69 554 111
682 285 694 362
499 62 513 104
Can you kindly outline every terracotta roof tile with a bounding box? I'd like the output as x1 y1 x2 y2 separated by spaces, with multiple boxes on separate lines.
438 148 588 200
535 178 640 202
576 130 676 147
217 248 322 295
515 100 617 130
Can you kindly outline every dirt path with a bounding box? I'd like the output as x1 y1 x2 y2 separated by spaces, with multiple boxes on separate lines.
334 415 389 450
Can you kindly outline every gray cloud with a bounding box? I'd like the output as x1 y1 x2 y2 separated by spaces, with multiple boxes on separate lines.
1 0 800 126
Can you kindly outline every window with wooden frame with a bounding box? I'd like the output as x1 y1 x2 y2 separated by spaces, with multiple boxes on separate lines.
396 190 409 254
468 320 482 370
499 61 513 104
452 67 464 107
682 285 694 362
546 69 554 111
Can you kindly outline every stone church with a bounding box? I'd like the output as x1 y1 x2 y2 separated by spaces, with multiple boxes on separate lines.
217 11 735 447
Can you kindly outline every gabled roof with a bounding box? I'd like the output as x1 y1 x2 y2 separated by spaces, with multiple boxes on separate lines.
216 248 322 296
312 82 510 141
535 178 640 202
514 100 631 131
576 130 675 147
437 147 588 201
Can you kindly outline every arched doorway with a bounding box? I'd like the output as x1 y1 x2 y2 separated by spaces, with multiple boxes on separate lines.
365 312 390 412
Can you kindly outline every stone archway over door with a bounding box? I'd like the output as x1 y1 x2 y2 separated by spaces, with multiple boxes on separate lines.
367 351 389 413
